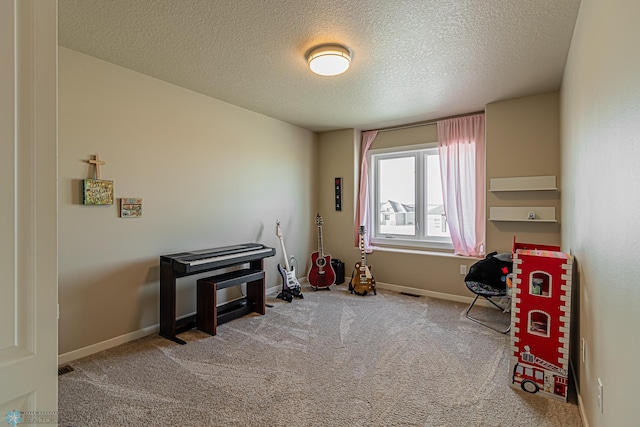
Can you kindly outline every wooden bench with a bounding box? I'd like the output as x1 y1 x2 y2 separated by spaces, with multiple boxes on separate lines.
196 268 265 336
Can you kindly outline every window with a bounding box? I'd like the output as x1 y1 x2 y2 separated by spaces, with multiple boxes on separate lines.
530 272 552 297
368 143 452 250
528 311 550 337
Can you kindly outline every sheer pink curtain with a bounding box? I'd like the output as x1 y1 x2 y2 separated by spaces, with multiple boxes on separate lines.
437 114 485 257
354 130 379 251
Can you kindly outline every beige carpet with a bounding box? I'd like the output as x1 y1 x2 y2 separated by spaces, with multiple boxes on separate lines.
58 286 583 426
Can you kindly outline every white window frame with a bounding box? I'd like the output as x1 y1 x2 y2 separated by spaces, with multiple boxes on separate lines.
368 143 453 251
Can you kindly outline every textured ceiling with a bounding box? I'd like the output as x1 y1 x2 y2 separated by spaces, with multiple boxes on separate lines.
58 0 581 133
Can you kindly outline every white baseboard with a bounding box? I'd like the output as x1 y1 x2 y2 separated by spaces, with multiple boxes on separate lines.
58 282 493 365
569 358 588 427
577 392 588 427
58 323 160 365
60 285 283 365
375 281 498 309
266 285 281 296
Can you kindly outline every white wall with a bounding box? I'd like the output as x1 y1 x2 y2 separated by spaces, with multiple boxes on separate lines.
58 47 318 356
561 0 640 425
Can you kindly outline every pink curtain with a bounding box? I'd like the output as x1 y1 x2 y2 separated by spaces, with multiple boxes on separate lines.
437 114 486 257
354 130 379 251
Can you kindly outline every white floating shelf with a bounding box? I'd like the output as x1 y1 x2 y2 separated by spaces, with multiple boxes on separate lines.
490 175 557 192
489 206 557 222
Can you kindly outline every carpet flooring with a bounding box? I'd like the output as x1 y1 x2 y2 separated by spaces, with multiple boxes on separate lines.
58 285 583 426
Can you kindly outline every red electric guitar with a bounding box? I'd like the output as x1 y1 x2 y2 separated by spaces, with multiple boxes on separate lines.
307 213 336 290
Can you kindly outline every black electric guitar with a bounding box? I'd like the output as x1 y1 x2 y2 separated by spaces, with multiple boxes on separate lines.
349 225 376 296
276 221 303 302
307 213 336 290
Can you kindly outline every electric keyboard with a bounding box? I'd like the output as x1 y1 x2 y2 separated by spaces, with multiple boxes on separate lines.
161 243 275 275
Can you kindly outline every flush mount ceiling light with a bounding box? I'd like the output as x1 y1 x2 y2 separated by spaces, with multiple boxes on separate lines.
306 44 352 76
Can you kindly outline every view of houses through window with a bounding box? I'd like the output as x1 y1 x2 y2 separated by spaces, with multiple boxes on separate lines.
370 144 452 248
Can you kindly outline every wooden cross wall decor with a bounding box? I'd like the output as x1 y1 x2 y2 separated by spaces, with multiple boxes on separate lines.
83 153 114 205
88 153 106 179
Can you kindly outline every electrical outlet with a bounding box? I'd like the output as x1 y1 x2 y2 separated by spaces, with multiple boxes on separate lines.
597 378 604 413
459 264 467 275
581 338 586 363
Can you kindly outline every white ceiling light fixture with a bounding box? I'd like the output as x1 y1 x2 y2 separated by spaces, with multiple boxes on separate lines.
306 44 352 76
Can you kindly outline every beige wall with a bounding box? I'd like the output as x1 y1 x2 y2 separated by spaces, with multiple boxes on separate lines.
58 47 318 356
317 97 560 300
486 92 562 252
315 129 360 273
561 0 640 425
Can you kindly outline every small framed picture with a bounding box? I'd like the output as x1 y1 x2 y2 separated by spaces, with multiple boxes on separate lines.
120 198 142 218
83 179 114 205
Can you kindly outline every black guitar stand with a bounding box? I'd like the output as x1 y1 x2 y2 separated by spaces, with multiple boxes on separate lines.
348 275 377 296
276 286 303 302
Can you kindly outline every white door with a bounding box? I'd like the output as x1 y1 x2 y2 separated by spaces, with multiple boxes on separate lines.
0 0 58 423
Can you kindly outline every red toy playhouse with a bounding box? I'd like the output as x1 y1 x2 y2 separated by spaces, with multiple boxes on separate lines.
509 239 573 401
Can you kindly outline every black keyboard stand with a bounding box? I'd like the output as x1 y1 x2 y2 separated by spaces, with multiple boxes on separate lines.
159 244 274 344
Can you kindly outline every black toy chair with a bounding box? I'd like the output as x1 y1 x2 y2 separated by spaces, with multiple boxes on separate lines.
464 281 511 333
463 252 512 334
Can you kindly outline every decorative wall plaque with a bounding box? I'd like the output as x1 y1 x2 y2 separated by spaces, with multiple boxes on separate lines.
83 179 114 205
120 198 142 218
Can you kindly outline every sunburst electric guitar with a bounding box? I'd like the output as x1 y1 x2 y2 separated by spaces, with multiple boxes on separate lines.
307 213 336 290
276 221 303 302
349 225 376 296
